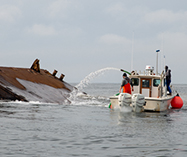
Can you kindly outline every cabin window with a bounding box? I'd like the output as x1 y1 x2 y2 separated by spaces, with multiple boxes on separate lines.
142 79 150 88
153 79 160 87
131 78 139 86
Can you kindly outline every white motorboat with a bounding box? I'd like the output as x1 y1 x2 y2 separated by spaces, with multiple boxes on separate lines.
109 65 176 112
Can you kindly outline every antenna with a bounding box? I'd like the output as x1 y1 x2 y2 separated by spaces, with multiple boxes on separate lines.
161 34 164 71
131 31 134 71
156 49 160 75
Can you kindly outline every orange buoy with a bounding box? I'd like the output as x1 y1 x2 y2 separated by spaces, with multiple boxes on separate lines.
171 94 183 109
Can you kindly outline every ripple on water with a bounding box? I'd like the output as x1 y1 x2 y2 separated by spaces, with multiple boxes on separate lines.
0 84 187 157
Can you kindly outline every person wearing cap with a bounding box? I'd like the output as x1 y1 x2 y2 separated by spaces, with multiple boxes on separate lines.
119 73 133 94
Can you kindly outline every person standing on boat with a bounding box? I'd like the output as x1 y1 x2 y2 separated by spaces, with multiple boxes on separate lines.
119 73 133 94
165 66 172 95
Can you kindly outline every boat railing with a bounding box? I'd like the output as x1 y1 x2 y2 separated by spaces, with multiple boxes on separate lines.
132 70 160 76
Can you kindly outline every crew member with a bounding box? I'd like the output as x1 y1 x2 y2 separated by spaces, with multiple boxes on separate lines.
165 66 172 95
119 73 133 94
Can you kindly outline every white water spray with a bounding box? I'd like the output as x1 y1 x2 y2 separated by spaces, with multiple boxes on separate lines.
75 67 120 90
68 67 120 103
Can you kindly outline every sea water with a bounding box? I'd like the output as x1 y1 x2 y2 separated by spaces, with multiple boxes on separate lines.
0 83 187 157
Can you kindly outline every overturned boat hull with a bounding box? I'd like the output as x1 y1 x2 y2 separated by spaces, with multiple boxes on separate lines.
0 59 73 103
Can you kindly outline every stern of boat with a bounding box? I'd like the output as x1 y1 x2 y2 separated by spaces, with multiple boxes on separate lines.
144 95 175 111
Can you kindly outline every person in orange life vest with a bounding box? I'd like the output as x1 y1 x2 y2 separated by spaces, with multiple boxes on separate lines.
119 73 134 94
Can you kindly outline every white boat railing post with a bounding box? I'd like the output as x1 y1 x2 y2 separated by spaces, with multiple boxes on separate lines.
165 67 167 96
160 72 162 98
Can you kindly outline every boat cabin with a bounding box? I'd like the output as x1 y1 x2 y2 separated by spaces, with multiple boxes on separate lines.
129 65 163 98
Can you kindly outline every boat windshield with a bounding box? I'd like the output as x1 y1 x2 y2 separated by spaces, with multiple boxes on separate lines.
153 79 160 87
131 78 139 86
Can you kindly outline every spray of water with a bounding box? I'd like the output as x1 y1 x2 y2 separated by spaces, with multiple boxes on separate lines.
75 67 120 90
68 67 120 103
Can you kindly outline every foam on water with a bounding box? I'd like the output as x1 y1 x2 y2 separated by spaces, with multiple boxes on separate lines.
120 106 133 112
68 91 109 107
0 100 58 106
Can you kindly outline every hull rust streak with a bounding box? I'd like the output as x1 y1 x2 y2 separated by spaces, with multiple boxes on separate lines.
0 59 73 103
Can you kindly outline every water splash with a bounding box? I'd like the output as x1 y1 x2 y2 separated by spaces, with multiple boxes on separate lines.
75 67 120 90
68 67 120 103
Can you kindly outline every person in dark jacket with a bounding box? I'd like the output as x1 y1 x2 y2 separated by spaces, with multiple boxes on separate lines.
165 66 172 95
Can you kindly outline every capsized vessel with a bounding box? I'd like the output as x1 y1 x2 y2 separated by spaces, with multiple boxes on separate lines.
0 59 74 103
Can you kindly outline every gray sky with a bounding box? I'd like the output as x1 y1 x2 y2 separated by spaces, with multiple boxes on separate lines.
0 0 187 84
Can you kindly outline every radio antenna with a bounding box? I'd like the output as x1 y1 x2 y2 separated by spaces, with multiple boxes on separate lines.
131 31 134 71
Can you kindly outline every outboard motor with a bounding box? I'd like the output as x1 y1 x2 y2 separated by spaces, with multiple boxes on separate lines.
132 94 145 112
118 93 132 107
